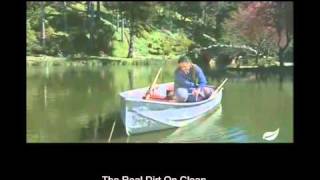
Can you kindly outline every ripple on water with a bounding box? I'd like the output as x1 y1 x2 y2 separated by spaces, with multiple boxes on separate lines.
159 106 230 143
156 105 253 143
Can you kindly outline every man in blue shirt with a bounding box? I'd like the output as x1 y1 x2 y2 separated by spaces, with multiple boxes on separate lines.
174 56 213 102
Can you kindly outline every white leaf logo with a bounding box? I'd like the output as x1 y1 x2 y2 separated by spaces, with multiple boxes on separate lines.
262 128 280 141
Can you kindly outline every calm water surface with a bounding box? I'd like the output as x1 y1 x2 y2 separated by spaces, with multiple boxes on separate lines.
27 62 293 143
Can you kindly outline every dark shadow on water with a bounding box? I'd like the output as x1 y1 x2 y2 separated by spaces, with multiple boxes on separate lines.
128 69 134 90
79 112 126 142
279 70 284 91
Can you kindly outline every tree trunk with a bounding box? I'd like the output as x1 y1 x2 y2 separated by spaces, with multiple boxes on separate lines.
40 2 46 47
202 9 206 24
276 2 292 67
86 1 90 53
62 1 74 54
215 14 223 41
255 54 259 65
121 16 124 42
127 28 134 58
87 1 95 54
278 48 284 67
116 11 119 31
86 1 90 16
127 16 135 58
96 1 100 19
63 2 68 32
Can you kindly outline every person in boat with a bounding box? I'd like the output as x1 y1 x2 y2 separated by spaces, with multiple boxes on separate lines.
173 55 213 102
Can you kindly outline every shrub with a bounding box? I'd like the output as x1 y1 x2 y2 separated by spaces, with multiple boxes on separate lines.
27 20 42 54
111 39 128 57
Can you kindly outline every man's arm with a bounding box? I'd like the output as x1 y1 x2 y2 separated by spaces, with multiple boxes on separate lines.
196 66 207 88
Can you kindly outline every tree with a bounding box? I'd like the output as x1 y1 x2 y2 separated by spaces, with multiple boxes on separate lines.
115 2 157 58
174 2 202 20
40 2 46 47
225 2 277 64
86 1 96 54
103 2 126 41
273 2 293 66
27 2 42 54
255 1 293 66
213 2 238 42
224 2 292 66
172 2 238 46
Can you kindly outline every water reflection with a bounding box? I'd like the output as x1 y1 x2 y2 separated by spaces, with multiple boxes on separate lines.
79 112 127 142
159 106 250 143
128 69 134 89
279 70 284 91
27 64 293 143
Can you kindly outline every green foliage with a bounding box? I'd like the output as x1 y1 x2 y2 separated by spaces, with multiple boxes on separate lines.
26 2 196 57
171 33 190 55
27 20 40 55
162 39 173 56
111 38 129 58
135 33 150 56
69 2 87 12
26 1 292 65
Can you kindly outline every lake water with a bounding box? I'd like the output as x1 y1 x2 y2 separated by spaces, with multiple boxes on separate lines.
27 62 293 143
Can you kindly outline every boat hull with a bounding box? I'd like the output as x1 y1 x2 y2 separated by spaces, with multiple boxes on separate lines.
119 83 223 136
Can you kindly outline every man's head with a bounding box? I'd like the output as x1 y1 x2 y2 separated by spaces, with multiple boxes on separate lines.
178 56 193 74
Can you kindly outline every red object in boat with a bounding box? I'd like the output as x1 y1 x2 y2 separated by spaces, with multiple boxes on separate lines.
149 84 174 100
149 89 166 100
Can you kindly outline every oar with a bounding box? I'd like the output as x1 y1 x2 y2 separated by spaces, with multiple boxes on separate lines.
215 78 228 93
194 79 228 101
209 78 228 100
143 68 162 100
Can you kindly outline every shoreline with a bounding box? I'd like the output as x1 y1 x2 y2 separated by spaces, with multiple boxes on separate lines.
226 64 294 71
26 55 294 70
26 55 178 67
